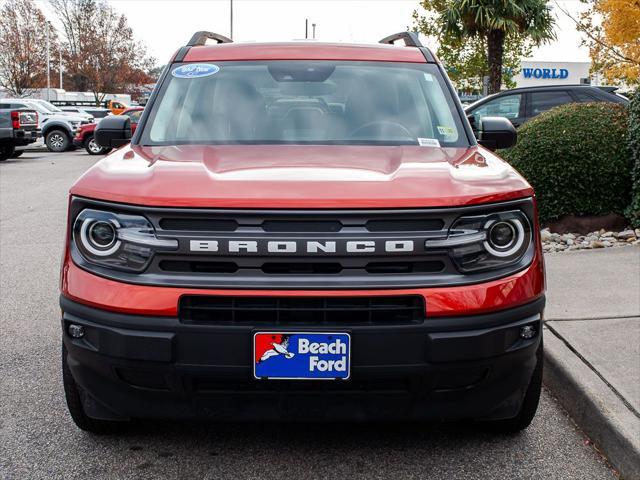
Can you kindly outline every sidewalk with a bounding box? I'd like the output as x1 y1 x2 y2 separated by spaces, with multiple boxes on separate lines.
543 246 640 479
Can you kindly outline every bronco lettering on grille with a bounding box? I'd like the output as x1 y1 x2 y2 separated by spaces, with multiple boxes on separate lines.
189 239 415 254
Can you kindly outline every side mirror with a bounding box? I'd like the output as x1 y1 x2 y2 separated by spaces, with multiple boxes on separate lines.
477 116 517 150
95 115 131 148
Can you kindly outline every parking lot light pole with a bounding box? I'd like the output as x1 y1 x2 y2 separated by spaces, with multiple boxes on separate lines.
59 48 63 89
46 23 51 101
230 0 233 40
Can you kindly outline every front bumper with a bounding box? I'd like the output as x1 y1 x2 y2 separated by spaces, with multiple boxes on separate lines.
73 137 84 147
61 295 544 422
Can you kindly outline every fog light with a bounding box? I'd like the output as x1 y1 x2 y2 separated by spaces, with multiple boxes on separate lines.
519 325 537 339
68 324 85 338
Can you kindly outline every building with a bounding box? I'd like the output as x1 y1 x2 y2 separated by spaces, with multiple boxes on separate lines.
514 61 597 88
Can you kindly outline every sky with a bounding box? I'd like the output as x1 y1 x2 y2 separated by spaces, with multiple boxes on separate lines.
34 0 592 65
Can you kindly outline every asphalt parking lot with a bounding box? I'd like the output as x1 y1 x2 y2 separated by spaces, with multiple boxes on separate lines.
0 151 618 479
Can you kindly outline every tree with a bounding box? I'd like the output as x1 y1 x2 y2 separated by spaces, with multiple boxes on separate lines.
415 0 556 94
0 0 58 96
49 0 155 104
559 0 640 86
414 8 533 92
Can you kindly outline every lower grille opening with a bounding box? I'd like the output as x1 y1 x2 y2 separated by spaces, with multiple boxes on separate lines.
179 295 426 326
433 368 488 392
116 369 169 390
262 262 342 274
193 378 412 393
159 260 444 275
366 261 444 274
160 260 238 273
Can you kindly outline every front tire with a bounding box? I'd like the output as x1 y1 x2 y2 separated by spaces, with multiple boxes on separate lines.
84 135 110 155
62 343 125 434
46 129 70 152
483 340 543 433
0 145 15 161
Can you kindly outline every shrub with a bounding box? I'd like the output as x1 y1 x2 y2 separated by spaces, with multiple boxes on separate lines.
501 102 632 223
625 88 640 228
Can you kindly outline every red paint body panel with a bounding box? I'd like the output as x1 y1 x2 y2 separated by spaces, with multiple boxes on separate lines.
70 145 533 209
63 42 543 322
60 254 544 318
182 42 428 63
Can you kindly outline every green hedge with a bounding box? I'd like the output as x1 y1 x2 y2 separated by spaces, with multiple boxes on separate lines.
625 88 640 228
501 102 632 223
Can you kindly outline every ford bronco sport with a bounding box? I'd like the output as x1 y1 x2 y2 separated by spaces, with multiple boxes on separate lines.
61 32 545 433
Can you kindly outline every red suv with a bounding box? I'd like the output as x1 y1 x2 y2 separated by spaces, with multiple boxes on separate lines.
61 32 545 433
73 107 143 155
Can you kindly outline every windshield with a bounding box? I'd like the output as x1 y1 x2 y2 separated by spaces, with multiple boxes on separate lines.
38 100 63 113
141 61 468 147
24 102 50 115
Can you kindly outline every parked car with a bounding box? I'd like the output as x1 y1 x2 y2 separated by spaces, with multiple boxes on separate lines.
73 107 143 155
106 99 128 115
61 106 111 119
62 31 545 434
464 85 629 130
0 98 89 152
0 108 39 160
27 98 94 123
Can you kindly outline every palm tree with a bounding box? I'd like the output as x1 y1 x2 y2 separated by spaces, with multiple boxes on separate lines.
441 0 556 93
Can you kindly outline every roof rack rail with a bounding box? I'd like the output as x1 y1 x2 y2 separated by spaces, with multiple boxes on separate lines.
379 32 423 48
187 31 233 47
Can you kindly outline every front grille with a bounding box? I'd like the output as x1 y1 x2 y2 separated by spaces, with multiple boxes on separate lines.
179 295 426 326
143 208 463 288
69 198 535 289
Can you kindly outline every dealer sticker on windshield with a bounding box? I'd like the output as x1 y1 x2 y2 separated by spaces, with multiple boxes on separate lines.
418 137 441 147
172 63 220 78
254 332 351 380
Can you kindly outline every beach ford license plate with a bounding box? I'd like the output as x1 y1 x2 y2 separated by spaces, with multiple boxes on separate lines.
254 332 351 380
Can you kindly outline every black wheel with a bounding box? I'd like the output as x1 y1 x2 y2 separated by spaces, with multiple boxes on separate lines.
11 150 24 158
483 340 543 433
46 129 70 152
84 135 110 155
0 145 15 161
62 343 125 434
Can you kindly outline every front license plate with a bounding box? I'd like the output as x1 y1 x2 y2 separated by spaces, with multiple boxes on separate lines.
254 332 351 380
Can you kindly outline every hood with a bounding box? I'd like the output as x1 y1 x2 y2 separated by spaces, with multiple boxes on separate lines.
60 111 92 121
70 144 533 208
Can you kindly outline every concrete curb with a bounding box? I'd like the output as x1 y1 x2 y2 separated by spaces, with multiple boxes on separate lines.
543 329 640 479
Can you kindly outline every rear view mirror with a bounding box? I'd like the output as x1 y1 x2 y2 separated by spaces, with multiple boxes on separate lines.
95 116 131 148
477 116 517 150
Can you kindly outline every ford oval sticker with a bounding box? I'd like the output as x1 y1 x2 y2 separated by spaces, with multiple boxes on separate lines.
172 63 220 78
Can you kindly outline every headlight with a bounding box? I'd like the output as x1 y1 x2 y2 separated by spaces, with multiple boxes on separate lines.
73 209 177 272
426 210 532 273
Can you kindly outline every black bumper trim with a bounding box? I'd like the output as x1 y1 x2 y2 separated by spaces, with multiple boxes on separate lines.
60 295 545 421
60 294 545 333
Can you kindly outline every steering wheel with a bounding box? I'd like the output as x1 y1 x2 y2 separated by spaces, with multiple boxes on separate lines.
349 120 413 139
